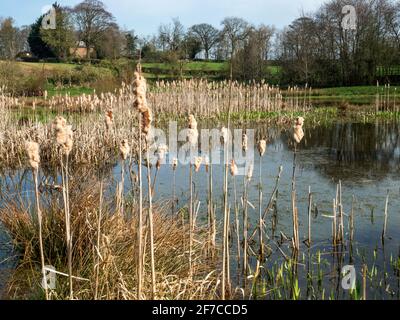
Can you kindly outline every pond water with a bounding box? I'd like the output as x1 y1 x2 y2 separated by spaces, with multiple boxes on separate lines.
1 120 400 298
127 121 400 247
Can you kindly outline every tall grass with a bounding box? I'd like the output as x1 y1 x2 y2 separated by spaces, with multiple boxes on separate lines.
0 180 218 299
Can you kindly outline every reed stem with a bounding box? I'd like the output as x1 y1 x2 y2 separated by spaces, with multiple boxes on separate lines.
33 169 49 300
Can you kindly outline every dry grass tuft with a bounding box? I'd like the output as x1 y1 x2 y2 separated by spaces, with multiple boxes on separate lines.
0 181 218 300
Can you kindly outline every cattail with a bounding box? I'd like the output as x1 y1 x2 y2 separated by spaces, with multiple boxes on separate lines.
187 115 199 146
293 126 304 144
105 110 113 131
53 117 65 134
64 125 74 155
221 127 229 144
203 155 210 172
295 116 304 127
242 133 248 151
133 70 148 110
156 144 168 170
293 117 305 144
133 67 152 137
25 141 40 170
172 157 178 170
188 114 198 130
157 144 168 161
53 116 73 156
140 105 153 135
258 139 267 157
246 163 254 182
230 159 238 176
194 156 202 172
135 94 147 110
119 139 130 160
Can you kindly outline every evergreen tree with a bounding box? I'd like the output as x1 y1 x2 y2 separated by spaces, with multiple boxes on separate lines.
28 15 55 58
40 3 74 59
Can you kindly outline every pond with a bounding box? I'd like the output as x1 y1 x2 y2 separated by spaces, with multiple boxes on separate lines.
1 119 400 299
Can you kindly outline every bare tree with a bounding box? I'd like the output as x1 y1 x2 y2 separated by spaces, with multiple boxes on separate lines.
255 24 275 60
276 0 400 86
279 16 318 84
96 23 125 59
182 33 202 59
16 25 31 53
232 25 275 80
158 23 171 51
188 23 219 60
157 18 185 53
383 0 400 48
0 17 18 59
171 18 185 52
72 0 114 59
221 17 250 58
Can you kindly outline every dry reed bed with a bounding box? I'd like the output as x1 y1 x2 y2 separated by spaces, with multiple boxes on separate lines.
1 81 310 114
0 81 310 169
0 96 140 170
0 178 218 300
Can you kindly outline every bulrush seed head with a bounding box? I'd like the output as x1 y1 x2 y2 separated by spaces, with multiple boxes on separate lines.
53 116 67 132
293 126 304 144
203 155 210 172
105 110 113 131
157 144 168 161
52 116 74 155
140 106 153 135
221 127 229 144
258 139 267 157
194 156 202 172
295 117 305 127
188 114 198 130
172 157 178 170
187 115 199 146
230 159 238 176
25 141 40 170
119 139 130 160
293 117 305 144
63 125 74 156
242 133 248 151
246 163 254 182
133 64 152 137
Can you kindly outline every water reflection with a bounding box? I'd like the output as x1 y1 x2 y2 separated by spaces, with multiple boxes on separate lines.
282 121 400 182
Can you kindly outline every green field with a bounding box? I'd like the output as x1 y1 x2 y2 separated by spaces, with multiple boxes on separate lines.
142 61 228 72
309 86 400 106
12 61 112 75
312 86 399 96
141 61 280 80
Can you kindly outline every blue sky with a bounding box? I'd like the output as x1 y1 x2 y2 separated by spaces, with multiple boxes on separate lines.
0 0 327 35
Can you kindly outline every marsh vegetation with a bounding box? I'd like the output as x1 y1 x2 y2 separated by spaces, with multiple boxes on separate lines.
1 67 400 300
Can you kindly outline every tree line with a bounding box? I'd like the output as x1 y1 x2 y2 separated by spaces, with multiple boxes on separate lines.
0 0 400 86
278 0 400 86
